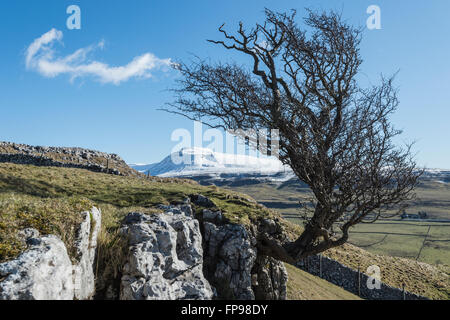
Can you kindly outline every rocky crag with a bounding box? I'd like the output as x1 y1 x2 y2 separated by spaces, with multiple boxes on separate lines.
0 208 101 300
0 195 288 300
0 141 137 176
119 210 214 300
202 215 287 300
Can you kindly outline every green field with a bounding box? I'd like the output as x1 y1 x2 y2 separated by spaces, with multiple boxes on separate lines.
287 219 450 266
226 179 450 267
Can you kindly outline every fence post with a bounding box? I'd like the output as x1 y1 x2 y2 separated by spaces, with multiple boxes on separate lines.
358 262 361 297
319 254 322 278
402 284 406 300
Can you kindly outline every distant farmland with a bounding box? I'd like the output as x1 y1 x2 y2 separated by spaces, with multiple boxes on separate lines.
283 217 450 266
226 179 450 267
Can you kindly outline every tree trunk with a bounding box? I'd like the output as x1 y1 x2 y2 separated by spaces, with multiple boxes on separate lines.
285 223 318 260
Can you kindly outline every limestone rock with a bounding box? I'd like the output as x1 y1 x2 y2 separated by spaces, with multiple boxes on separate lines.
252 255 288 300
202 222 257 300
156 203 193 217
119 208 213 300
0 235 74 300
0 207 102 301
17 228 41 246
72 207 102 300
202 209 223 223
199 195 288 300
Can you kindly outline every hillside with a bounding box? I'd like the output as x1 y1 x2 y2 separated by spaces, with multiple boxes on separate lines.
284 263 362 300
0 162 298 262
0 141 139 176
0 163 360 300
0 161 448 299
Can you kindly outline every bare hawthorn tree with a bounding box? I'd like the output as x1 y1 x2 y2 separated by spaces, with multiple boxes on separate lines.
165 9 422 263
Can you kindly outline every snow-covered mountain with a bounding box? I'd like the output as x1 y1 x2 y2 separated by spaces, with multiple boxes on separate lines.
130 147 450 186
130 147 295 182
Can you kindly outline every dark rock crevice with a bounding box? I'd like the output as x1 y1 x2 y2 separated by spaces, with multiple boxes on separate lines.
191 194 288 300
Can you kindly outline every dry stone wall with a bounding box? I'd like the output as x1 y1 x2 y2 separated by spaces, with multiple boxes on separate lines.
296 254 428 300
0 141 134 175
0 153 122 175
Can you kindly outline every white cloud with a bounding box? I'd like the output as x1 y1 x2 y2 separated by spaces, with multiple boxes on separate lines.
25 28 172 85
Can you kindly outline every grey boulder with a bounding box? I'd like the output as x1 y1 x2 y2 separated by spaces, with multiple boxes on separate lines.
0 234 74 300
0 207 102 300
119 209 214 300
73 207 102 300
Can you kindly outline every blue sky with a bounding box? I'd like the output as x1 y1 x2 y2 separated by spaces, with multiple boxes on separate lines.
0 0 449 168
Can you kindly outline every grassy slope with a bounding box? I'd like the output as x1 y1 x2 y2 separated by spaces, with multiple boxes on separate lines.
323 244 449 300
285 263 361 300
0 163 299 262
0 163 448 299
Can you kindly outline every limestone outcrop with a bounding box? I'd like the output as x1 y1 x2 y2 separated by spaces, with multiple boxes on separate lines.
112 198 288 300
252 255 288 300
0 207 102 300
202 218 287 300
0 234 74 300
0 196 288 301
202 222 257 299
73 207 102 300
119 210 214 300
